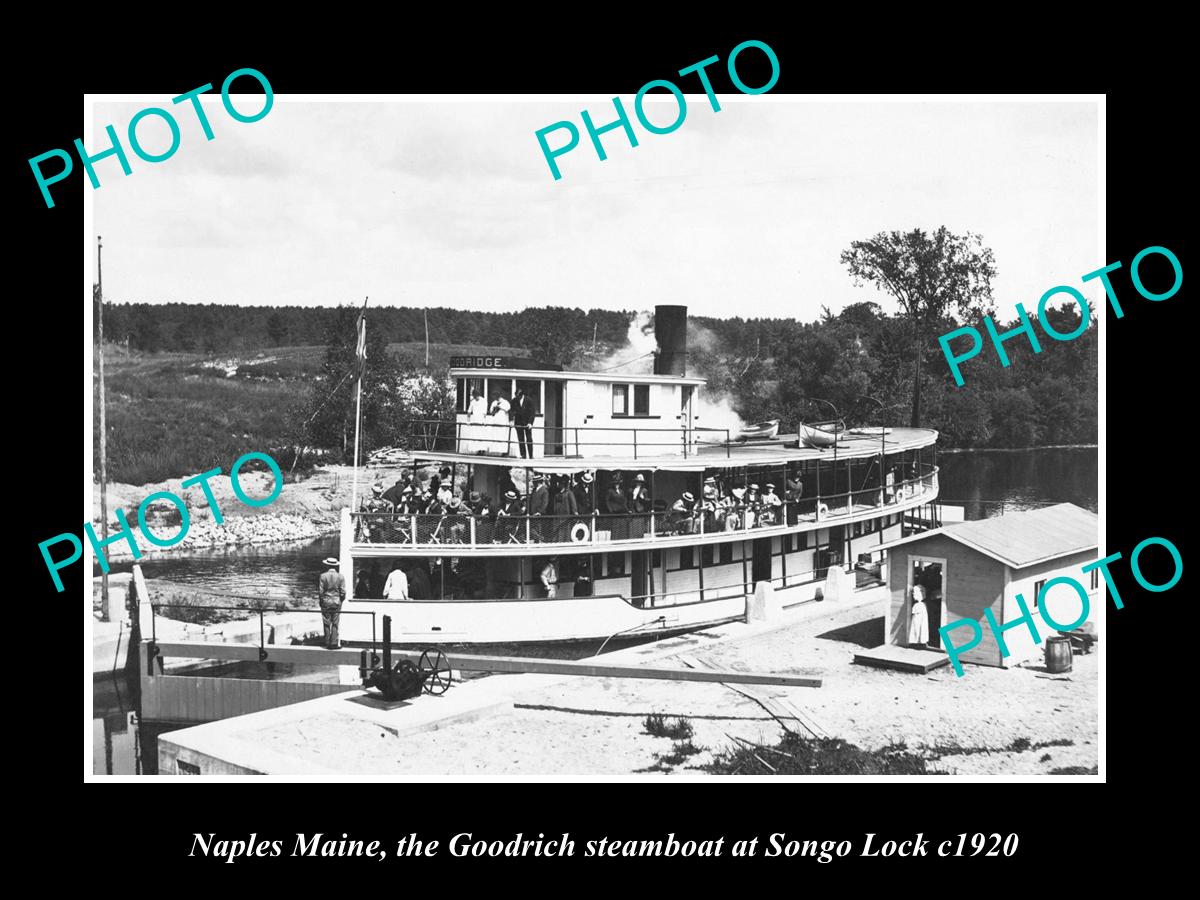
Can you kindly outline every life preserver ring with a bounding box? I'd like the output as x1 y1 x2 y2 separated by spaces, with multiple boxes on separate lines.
897 485 912 502
570 522 591 543
816 502 830 519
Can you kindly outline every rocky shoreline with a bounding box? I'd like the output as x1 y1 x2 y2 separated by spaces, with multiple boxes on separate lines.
93 464 355 562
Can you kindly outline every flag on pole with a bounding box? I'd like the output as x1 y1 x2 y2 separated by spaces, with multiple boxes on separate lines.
354 310 367 381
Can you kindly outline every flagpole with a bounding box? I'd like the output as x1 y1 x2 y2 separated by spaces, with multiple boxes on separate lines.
350 297 368 513
97 236 109 623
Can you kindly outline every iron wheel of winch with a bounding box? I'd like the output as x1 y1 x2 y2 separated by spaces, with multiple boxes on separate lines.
419 648 453 695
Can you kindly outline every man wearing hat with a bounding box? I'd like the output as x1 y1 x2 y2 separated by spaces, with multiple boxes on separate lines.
628 473 651 538
671 490 697 534
497 489 524 543
761 483 783 526
318 557 346 649
527 473 549 542
573 471 595 516
702 476 721 532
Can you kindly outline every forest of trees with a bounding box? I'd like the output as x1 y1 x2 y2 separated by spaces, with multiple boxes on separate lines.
97 299 1097 452
96 302 633 362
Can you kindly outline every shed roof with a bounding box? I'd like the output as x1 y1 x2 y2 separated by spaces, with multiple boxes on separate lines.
878 503 1098 569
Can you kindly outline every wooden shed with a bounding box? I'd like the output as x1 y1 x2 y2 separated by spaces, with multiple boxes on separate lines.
879 503 1099 668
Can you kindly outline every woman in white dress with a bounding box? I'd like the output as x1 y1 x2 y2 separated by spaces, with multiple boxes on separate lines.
485 393 511 455
907 583 930 647
463 388 487 453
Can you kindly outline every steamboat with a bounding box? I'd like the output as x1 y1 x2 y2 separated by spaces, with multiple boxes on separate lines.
336 306 940 645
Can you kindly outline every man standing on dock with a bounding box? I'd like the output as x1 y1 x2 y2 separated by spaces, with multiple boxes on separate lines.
318 557 346 649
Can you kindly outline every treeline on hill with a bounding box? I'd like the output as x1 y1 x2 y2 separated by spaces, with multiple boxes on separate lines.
95 302 633 359
690 302 1096 449
94 300 1095 485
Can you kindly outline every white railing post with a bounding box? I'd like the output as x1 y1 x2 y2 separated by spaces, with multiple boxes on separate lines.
411 515 418 547
469 516 476 548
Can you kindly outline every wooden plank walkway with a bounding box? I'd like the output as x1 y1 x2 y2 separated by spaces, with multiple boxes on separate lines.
149 641 823 688
676 654 831 739
853 644 949 673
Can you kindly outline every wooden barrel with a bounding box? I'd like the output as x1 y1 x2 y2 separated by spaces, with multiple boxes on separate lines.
1045 635 1073 673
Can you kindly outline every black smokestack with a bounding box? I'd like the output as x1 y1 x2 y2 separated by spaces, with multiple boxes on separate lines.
654 305 687 376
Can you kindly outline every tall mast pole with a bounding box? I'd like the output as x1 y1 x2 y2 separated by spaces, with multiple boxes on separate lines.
97 236 110 623
423 308 430 369
351 297 369 513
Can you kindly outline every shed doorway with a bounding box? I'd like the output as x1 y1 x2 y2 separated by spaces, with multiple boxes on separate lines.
908 557 946 650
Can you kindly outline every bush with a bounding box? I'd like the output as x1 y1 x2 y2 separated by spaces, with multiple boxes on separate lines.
705 734 944 776
643 713 694 740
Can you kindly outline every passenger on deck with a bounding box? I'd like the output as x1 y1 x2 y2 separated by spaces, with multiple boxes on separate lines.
527 473 549 541
444 496 469 543
496 489 525 543
512 388 536 459
354 568 372 599
540 557 559 599
786 471 803 524
701 476 720 532
381 476 409 508
551 475 578 516
671 491 697 534
605 473 627 514
488 392 512 455
745 483 761 528
726 487 746 530
573 472 595 516
761 483 783 526
408 562 432 600
629 473 651 513
383 563 410 600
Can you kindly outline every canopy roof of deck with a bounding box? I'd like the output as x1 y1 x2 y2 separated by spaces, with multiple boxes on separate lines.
402 427 939 472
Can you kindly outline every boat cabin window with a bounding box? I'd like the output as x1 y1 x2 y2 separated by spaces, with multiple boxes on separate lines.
456 377 485 413
606 551 626 577
612 384 628 416
612 383 650 417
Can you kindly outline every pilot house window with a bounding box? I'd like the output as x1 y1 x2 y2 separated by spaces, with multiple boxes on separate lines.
612 384 628 416
612 383 651 417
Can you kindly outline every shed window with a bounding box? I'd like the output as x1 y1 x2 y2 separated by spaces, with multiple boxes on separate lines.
1032 579 1046 610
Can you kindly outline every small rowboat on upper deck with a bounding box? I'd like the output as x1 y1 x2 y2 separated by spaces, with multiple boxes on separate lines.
798 421 845 448
737 419 780 441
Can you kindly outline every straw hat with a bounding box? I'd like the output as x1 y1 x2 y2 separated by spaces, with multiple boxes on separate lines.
371 483 383 495
682 491 695 502
581 472 594 484
505 490 518 500
704 476 716 484
634 473 646 482
322 557 340 567
750 483 760 491
765 483 776 490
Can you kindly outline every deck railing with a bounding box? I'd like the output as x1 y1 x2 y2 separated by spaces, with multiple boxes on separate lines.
401 419 732 460
352 465 939 551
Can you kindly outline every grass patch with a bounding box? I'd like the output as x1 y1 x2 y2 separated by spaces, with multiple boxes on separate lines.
148 583 310 626
705 734 944 776
926 736 1075 759
643 714 694 740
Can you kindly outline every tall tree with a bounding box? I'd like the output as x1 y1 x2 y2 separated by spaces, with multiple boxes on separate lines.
841 227 996 426
301 305 400 459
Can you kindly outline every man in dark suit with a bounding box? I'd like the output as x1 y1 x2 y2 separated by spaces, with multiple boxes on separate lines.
527 473 549 542
512 388 536 458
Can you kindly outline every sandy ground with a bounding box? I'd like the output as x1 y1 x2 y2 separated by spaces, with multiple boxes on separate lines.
249 602 1098 776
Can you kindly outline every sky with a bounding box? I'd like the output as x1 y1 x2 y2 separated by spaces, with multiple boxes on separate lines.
93 97 1100 322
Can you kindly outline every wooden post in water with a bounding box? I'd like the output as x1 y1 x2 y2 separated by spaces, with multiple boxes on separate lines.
97 235 109 623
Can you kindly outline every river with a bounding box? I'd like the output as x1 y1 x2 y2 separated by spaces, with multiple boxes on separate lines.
92 446 1098 774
